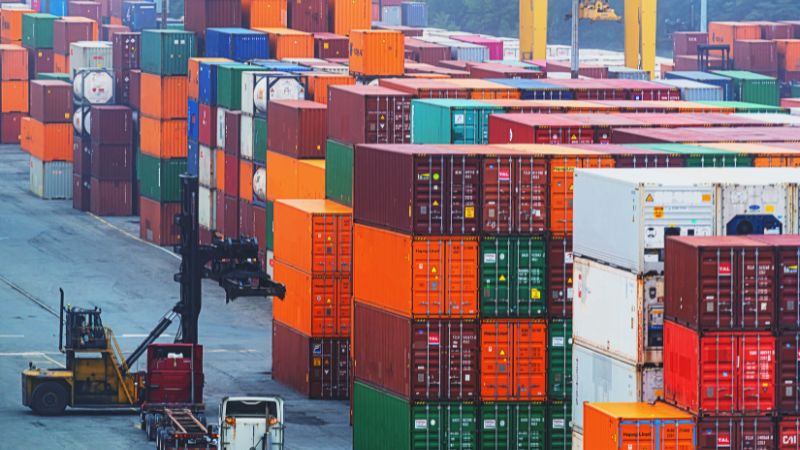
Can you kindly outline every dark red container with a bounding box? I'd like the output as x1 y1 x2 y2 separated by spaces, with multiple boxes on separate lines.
53 18 94 55
784 21 800 39
753 21 794 40
0 112 21 144
378 78 470 99
110 0 123 16
697 416 774 450
73 174 91 211
749 235 800 330
313 32 348 59
734 40 778 77
664 320 776 416
29 80 72 123
268 100 327 159
573 144 686 168
405 37 451 65
143 344 204 405
114 69 134 106
198 103 216 148
139 196 181 246
488 114 596 145
68 1 102 22
28 48 54 77
253 204 266 248
546 60 609 78
199 226 213 245
90 141 133 180
272 320 350 400
101 24 130 41
112 32 140 70
128 69 141 110
779 417 800 449
673 31 708 56
327 85 411 145
665 236 776 331
223 110 240 156
436 59 470 70
223 153 239 195
288 0 327 32
89 178 134 216
469 63 543 80
353 144 480 235
612 126 800 145
184 0 242 42
239 199 254 238
73 137 91 176
352 301 478 401
778 333 800 414
91 105 133 145
539 79 626 100
547 235 572 319
223 194 239 238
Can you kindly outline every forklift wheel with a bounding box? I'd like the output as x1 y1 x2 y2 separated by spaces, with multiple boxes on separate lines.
145 413 157 441
30 382 68 416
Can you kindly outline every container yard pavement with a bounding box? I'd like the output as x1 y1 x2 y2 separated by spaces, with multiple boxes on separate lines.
0 145 351 450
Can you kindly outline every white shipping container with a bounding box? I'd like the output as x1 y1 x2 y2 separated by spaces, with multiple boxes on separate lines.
240 71 305 115
720 181 793 235
381 6 402 26
654 78 724 102
198 186 216 230
416 36 489 62
29 157 73 199
240 114 253 160
73 70 114 104
573 256 663 366
199 145 215 188
216 107 227 150
69 42 113 78
572 343 663 434
733 113 800 126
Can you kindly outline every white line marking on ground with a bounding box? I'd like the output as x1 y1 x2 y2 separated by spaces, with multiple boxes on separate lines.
0 334 24 338
0 352 66 368
88 213 180 260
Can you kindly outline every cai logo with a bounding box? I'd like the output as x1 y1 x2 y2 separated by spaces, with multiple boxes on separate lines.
783 433 798 445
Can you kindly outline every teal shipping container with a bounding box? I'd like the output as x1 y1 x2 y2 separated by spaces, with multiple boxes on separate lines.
325 139 353 207
215 63 255 110
712 70 780 106
140 29 197 76
411 99 503 145
22 13 57 49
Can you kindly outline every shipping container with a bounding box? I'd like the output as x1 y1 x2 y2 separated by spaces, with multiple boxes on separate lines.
708 22 762 58
547 235 572 319
223 110 240 155
273 199 351 274
450 34 502 60
411 99 501 145
139 196 181 245
746 235 800 332
69 41 112 77
89 178 134 216
304 72 354 104
139 117 187 159
733 40 778 77
548 400 572 449
198 144 214 188
480 319 546 401
68 1 101 23
655 78 724 102
663 320 775 416
673 31 708 56
29 80 71 123
240 70 306 115
776 39 800 75
478 402 546 450
0 79 27 112
215 63 255 110
405 37 450 65
273 261 350 337
470 63 542 80
697 416 774 450
287 0 327 32
137 153 186 202
418 36 489 62
139 73 188 119
72 174 90 211
20 118 72 161
0 111 22 144
198 103 216 147
265 151 325 200
779 417 800 450
267 100 326 158
204 28 269 62
611 126 800 144
29 156 72 199
378 78 469 99
313 32 348 58
22 13 56 49
52 18 94 56
583 402 695 450
111 32 140 70
256 27 313 59
777 333 800 414
479 236 546 317
0 8 35 44
380 5 401 26
324 139 353 206
183 0 241 42
574 143 685 168
245 0 287 28
665 71 732 100
548 318 572 401
329 0 370 36
140 29 196 76
90 141 133 181
29 48 54 78
122 1 157 32
102 24 131 41
349 29 404 77
487 79 573 101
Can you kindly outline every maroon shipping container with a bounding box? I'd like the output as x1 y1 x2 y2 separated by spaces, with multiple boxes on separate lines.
313 32 348 59
222 194 239 238
547 235 572 319
239 199 254 238
52 18 94 55
267 100 327 159
90 141 133 180
436 59 471 71
487 114 596 145
573 143 686 168
112 32 140 70
73 174 91 211
109 0 122 16
405 37 451 65
272 320 350 400
288 0 327 32
73 136 91 176
612 127 800 144
469 63 543 80
779 417 800 449
223 153 238 196
0 112 21 144
68 1 102 22
199 226 213 245
101 24 130 41
114 69 134 106
128 69 141 110
89 178 134 216
223 110 240 156
697 416 775 450
198 103 216 148
784 21 800 39
665 236 776 331
546 60 609 78
664 320 776 416
748 235 800 330
404 62 470 78
184 0 242 42
91 105 133 145
28 48 54 77
378 78 469 99
353 301 478 401
253 203 266 247
674 54 724 72
752 21 795 40
327 85 411 145
543 79 626 100
139 197 181 246
29 80 72 123
673 31 708 56
778 333 800 414
734 40 778 77
353 144 480 235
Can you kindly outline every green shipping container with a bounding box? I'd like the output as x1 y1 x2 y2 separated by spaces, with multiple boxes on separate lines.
696 100 788 114
253 117 267 163
140 30 196 76
630 143 753 167
265 199 274 250
712 71 780 106
479 402 547 450
547 401 572 450
547 318 572 400
36 72 71 82
791 84 800 98
325 139 354 206
166 22 185 30
480 237 547 317
411 99 503 145
22 13 57 49
353 382 478 450
138 154 186 202
215 63 254 110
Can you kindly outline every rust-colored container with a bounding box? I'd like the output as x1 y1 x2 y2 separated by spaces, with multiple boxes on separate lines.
405 37 451 65
288 0 327 32
0 111 22 144
188 57 228 100
354 224 478 318
223 110 241 156
128 69 141 110
547 235 573 319
273 261 351 337
29 80 72 123
112 31 140 70
673 31 708 56
198 103 216 147
708 22 762 58
257 27 313 59
268 100 327 159
246 0 287 28
303 72 354 104
238 199 254 238
0 44 28 80
238 160 252 201
329 0 369 36
20 118 72 161
91 105 133 144
272 320 350 399
73 136 90 176
90 142 133 180
139 196 181 245
139 117 188 159
776 39 800 74
89 178 134 216
273 199 351 274
353 301 478 401
353 144 480 235
265 151 326 201
665 236 776 331
52 18 94 55
0 8 34 44
139 73 188 120
348 29 404 77
480 319 547 401
2 80 28 113
73 174 90 211
313 32 348 58
29 47 54 77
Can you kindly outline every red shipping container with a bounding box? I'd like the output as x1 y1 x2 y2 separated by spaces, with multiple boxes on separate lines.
734 40 778 77
184 0 242 42
480 319 547 401
128 69 141 110
405 37 451 65
288 0 327 32
143 344 204 405
214 193 239 238
90 141 133 180
239 199 254 238
139 197 181 246
114 69 134 106
272 320 350 400
665 236 776 331
752 21 795 40
488 114 596 145
313 32 348 59
353 301 478 401
697 416 774 450
377 78 469 99
749 235 800 330
89 178 134 216
101 24 130 41
0 111 22 144
28 48 54 77
91 105 133 145
267 100 326 159
673 31 708 56
112 32 140 70
353 144 480 235
223 153 239 196
778 333 800 414
664 320 775 416
779 417 800 449
327 85 411 145
68 1 102 22
73 174 91 211
0 44 28 80
52 19 94 55
198 103 216 148
253 203 266 248
223 110 240 156
29 80 72 123
73 136 91 176
576 143 686 168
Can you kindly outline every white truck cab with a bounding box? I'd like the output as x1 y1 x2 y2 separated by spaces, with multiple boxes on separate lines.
218 396 285 450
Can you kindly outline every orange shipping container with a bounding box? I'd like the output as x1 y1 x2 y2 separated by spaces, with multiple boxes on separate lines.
304 72 355 105
708 22 761 58
247 0 287 27
239 159 252 200
256 27 313 59
215 149 225 190
188 57 229 100
776 39 800 73
0 44 28 80
480 319 547 401
273 199 352 274
330 0 370 36
445 78 522 100
353 223 479 318
583 402 696 450
139 117 188 158
0 8 34 44
265 151 325 200
2 80 28 112
273 260 351 337
295 159 325 198
20 117 73 161
139 73 188 119
54 54 69 73
109 16 121 26
348 30 405 77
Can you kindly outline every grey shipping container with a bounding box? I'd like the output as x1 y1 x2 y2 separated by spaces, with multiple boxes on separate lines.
29 156 73 199
654 79 724 102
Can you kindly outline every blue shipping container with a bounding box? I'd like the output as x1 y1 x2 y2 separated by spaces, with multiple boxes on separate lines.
248 59 312 73
187 139 199 176
205 28 269 62
188 99 199 141
49 0 68 16
198 61 229 105
123 1 157 32
487 79 575 100
401 2 428 28
664 71 732 101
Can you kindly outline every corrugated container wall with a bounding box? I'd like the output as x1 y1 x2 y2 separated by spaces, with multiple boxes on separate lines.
348 30 404 77
327 86 411 145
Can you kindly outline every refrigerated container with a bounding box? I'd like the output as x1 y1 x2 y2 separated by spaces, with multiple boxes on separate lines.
69 41 112 76
198 185 215 229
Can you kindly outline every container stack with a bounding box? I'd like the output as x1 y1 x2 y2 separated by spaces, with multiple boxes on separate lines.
23 13 57 74
137 29 195 245
52 17 95 75
25 79 72 199
111 31 140 108
89 105 134 215
0 44 29 144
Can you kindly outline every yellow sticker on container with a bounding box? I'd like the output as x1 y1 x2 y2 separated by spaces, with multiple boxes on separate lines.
313 357 321 367
465 206 474 219
702 194 711 202
324 43 329 49
499 275 506 282
645 194 654 202
531 288 541 300
654 207 664 218
766 205 775 213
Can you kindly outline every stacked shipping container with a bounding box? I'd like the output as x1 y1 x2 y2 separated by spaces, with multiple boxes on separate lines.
0 44 28 144
24 79 72 198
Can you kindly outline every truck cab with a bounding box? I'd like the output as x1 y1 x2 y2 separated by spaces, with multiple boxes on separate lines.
218 396 284 450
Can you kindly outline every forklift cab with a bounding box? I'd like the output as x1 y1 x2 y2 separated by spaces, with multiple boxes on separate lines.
219 396 284 450
64 306 107 350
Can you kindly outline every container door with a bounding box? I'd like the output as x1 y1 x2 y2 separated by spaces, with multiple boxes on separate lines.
481 321 513 400
514 156 547 234
697 417 735 450
481 156 514 234
513 321 547 400
412 239 446 316
698 247 737 330
700 334 736 414
412 154 446 235
722 184 787 236
479 403 513 450
412 320 445 401
446 320 479 401
779 418 800 450
308 337 350 399
548 156 576 235
737 247 776 329
739 417 776 450
513 402 547 449
513 238 547 317
546 237 573 318
548 400 572 450
448 155 480 235
548 319 572 400
445 239 479 317
618 420 656 449
778 334 800 414
660 419 697 450
480 238 514 317
737 333 775 414
411 403 477 450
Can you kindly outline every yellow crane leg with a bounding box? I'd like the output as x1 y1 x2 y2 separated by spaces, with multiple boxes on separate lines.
520 0 548 61
624 0 657 78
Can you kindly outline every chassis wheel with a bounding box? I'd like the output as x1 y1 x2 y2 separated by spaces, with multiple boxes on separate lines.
30 382 68 416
